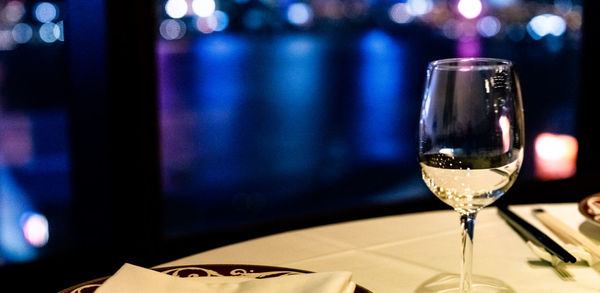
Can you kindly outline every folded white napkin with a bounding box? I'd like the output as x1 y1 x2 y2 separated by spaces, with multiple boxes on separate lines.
96 263 356 293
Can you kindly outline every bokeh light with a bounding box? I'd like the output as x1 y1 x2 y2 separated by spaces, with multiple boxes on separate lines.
287 3 313 27
34 2 58 23
406 0 433 16
534 133 578 180
4 1 26 23
39 22 59 43
457 0 482 19
21 213 49 247
213 10 229 32
160 19 187 40
165 0 188 19
389 3 414 24
527 14 566 40
11 23 33 44
477 15 501 37
196 14 218 34
192 0 216 18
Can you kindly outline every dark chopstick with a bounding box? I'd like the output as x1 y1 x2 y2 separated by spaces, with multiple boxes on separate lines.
497 205 577 263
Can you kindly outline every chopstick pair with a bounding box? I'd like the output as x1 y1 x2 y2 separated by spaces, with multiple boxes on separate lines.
532 208 600 260
497 205 577 263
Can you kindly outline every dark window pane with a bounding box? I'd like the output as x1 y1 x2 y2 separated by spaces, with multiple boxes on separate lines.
156 0 583 237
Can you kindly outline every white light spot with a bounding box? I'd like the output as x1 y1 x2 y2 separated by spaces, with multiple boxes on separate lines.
457 0 482 19
192 0 216 18
22 213 49 247
527 14 566 40
287 3 313 26
165 0 188 19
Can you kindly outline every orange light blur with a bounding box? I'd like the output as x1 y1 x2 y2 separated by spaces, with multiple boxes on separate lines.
534 133 578 180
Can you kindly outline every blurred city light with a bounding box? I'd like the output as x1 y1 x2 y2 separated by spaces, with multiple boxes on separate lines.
287 3 313 27
11 23 32 44
527 14 566 40
165 0 188 19
457 0 483 19
21 212 49 247
477 15 501 37
534 133 578 180
192 0 216 18
406 0 433 16
0 29 15 50
389 3 414 24
213 10 229 32
160 19 187 40
34 2 58 23
39 22 59 43
487 0 516 8
196 14 218 34
3 1 26 23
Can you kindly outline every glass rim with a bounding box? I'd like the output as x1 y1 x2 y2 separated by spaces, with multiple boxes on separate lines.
429 58 513 71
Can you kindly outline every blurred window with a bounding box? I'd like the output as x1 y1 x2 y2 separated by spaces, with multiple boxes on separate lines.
0 0 69 264
155 0 583 237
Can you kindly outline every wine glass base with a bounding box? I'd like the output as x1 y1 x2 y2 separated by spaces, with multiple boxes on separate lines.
415 273 515 293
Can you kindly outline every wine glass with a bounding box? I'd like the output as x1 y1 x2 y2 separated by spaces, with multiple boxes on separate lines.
417 58 524 293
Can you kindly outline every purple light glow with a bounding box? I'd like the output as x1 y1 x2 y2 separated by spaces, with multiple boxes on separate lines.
456 36 481 57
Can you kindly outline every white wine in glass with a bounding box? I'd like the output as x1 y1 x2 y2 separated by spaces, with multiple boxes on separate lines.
417 58 524 293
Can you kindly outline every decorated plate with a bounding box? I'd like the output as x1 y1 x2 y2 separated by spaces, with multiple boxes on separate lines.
59 264 372 293
578 193 600 228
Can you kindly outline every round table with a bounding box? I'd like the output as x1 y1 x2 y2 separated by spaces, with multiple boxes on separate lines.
159 203 600 292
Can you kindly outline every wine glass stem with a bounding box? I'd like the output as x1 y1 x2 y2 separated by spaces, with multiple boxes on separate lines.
459 212 477 293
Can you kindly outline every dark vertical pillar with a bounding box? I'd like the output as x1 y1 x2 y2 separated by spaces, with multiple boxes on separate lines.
577 0 600 175
66 0 162 265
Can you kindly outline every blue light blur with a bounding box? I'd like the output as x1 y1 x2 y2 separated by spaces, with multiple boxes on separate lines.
213 11 229 32
260 35 324 176
11 23 33 44
527 14 567 40
477 16 501 38
406 0 433 16
34 2 58 23
487 0 516 8
287 3 313 26
355 30 406 162
0 163 37 262
39 22 59 43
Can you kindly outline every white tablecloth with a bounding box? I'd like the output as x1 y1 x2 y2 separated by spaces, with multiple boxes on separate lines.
159 203 600 292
